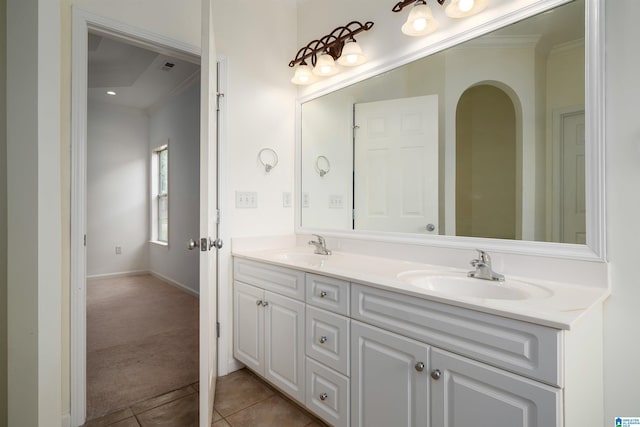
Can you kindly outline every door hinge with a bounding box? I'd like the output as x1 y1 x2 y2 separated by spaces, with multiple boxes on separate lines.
216 322 220 338
216 209 221 225
84 234 87 247
352 209 356 220
216 92 224 112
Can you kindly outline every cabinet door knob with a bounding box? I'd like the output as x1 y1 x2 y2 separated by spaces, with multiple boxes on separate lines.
319 336 328 344
262 301 269 307
431 369 441 380
415 362 425 372
256 299 262 306
319 392 328 401
320 291 328 298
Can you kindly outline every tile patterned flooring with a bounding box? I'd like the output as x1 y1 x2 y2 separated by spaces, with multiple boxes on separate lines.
82 369 328 427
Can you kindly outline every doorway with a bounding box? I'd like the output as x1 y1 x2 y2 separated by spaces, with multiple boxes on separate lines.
85 33 201 420
455 84 517 239
71 10 220 427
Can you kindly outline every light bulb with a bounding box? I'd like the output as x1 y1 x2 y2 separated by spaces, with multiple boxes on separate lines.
402 2 438 37
413 17 427 32
291 63 316 85
313 53 340 76
445 0 487 18
458 0 475 12
337 39 367 67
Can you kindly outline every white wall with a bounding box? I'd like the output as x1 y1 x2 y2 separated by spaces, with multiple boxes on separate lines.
603 0 640 419
148 80 200 294
6 0 61 424
86 102 150 277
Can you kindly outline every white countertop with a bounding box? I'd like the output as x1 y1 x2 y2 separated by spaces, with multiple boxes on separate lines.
232 246 610 330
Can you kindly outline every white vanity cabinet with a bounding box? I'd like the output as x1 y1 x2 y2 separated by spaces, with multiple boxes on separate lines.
350 283 564 427
233 256 603 427
233 259 306 403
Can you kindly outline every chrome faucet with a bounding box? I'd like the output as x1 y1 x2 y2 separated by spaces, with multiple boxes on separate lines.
468 250 504 282
308 234 331 255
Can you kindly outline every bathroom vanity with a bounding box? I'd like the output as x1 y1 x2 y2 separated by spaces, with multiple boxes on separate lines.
232 246 608 427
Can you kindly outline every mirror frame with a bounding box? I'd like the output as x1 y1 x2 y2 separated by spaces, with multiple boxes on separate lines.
295 0 605 261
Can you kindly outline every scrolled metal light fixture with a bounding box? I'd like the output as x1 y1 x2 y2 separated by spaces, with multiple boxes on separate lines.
393 0 488 37
289 21 374 85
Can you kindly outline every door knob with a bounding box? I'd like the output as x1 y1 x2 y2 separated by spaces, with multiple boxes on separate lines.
187 239 199 250
209 238 223 250
415 362 425 372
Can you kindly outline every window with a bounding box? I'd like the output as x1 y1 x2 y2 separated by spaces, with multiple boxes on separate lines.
152 144 169 243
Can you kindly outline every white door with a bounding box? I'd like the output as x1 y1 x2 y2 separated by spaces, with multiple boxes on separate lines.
354 96 439 234
430 348 561 427
199 1 218 425
560 111 586 244
351 321 430 427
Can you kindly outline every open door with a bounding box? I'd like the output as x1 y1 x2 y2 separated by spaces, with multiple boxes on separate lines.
199 0 218 425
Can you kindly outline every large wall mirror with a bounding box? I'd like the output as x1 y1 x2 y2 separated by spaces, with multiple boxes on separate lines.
298 0 605 258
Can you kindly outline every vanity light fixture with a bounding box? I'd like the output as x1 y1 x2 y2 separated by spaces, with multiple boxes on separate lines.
393 0 488 37
289 21 374 85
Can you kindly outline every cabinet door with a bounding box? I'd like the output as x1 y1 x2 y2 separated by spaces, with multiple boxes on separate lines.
351 320 430 427
430 348 562 427
264 291 306 403
233 281 264 374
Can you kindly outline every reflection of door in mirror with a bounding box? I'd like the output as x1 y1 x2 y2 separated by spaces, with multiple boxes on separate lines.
455 85 516 239
558 108 586 244
354 96 439 234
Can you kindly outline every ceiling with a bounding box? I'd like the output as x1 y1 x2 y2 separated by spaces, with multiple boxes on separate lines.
87 33 200 110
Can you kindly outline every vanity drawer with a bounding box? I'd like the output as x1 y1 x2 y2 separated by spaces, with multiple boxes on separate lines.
234 258 305 301
351 283 563 387
306 306 350 376
306 357 350 427
306 273 350 315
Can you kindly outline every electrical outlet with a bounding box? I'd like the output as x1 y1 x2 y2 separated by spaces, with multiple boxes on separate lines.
282 192 292 208
329 194 344 209
115 246 122 255
236 191 258 208
302 193 310 208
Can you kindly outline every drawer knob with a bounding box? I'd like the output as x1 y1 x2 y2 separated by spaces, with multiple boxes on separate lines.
431 369 441 380
319 336 328 344
320 392 328 401
415 362 425 372
320 291 328 298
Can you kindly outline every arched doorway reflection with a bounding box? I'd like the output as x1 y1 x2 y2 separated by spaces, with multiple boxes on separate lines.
455 84 517 239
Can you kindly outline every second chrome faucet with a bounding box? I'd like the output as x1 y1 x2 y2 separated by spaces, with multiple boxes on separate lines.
468 249 504 282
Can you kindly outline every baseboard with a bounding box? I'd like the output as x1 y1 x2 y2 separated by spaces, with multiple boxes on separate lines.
227 359 244 376
149 271 199 298
86 269 149 280
62 413 71 427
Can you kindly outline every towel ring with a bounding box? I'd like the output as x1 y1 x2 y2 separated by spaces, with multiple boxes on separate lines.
316 155 331 177
258 147 278 173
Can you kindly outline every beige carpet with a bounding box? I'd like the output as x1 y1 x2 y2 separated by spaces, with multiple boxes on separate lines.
86 274 199 421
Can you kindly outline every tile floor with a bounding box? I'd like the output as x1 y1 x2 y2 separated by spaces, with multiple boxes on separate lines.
82 369 328 427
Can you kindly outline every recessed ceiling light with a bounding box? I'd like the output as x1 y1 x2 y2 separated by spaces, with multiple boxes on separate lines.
106 90 117 96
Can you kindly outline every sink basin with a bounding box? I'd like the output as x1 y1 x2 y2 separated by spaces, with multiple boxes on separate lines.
271 251 332 267
397 271 552 300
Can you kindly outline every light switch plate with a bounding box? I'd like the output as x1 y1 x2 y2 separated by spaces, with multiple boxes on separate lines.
236 191 258 208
